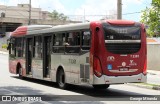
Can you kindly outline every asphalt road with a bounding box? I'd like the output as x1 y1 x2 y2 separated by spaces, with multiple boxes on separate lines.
0 54 160 104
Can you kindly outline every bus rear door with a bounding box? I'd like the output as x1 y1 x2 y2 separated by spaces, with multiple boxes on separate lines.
43 35 52 79
26 37 33 76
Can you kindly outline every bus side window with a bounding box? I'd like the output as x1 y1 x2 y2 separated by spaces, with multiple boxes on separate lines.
15 38 23 57
81 30 91 50
65 31 80 53
53 33 65 53
23 38 26 57
34 36 42 58
9 38 15 56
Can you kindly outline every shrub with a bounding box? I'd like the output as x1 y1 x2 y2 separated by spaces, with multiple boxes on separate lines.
2 44 8 49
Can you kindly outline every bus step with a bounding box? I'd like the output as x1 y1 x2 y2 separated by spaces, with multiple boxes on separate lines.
26 75 32 78
43 78 51 81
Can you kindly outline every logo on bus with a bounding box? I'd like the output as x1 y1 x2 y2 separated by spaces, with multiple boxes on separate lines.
129 60 137 66
107 56 115 62
107 64 112 70
122 62 126 67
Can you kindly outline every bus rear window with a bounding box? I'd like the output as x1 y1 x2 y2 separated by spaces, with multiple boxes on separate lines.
103 24 141 40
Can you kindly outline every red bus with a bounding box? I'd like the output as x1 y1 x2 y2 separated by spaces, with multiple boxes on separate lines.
8 20 147 89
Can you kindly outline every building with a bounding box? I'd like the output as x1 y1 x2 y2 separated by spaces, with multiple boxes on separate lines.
0 4 80 47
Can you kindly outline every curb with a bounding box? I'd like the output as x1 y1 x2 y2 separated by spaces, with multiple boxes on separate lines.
0 51 8 55
127 83 160 90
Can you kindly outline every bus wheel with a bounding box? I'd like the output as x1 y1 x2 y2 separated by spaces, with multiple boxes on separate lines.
92 84 110 90
57 69 67 89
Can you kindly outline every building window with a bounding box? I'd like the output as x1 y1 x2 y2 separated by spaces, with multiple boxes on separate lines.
1 12 5 18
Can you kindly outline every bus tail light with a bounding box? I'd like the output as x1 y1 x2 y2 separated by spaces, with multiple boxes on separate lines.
143 58 147 75
93 56 102 77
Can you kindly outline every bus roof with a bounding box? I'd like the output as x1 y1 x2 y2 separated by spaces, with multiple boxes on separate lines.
27 22 90 35
11 25 52 37
11 20 140 37
105 20 135 25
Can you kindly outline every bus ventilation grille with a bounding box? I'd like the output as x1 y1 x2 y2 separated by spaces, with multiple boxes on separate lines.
80 64 89 79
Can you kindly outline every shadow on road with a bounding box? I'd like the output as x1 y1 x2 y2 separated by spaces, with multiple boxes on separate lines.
1 76 155 102
0 86 45 95
11 76 145 97
0 83 105 103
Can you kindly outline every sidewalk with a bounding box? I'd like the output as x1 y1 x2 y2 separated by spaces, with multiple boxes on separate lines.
0 51 8 55
128 70 160 90
147 70 160 85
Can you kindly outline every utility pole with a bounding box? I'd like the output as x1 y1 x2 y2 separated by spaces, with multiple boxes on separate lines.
28 0 31 25
117 0 122 19
84 9 85 23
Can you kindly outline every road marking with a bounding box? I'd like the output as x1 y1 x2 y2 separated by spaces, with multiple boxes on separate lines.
0 88 23 95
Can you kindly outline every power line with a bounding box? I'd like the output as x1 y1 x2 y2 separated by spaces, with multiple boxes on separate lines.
123 11 142 15
142 0 152 6
65 11 142 16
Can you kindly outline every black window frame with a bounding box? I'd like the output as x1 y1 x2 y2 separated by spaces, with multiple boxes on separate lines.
9 37 16 56
51 29 91 55
64 31 81 54
103 24 141 40
81 30 91 51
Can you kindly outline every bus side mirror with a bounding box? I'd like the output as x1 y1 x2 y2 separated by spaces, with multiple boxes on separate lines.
7 43 11 50
7 39 10 45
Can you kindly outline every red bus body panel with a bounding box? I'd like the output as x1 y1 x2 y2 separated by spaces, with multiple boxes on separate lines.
9 59 26 76
90 20 147 77
107 20 135 25
9 26 27 76
11 26 27 37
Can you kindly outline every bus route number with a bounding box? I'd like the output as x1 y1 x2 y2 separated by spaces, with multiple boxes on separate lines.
69 59 76 64
130 55 139 58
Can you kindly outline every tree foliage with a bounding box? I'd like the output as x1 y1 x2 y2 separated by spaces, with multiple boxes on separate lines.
49 10 68 21
141 0 160 37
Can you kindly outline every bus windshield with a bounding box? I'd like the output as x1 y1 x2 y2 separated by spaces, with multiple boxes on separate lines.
103 24 141 40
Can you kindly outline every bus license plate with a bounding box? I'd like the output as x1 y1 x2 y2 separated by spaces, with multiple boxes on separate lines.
119 68 128 71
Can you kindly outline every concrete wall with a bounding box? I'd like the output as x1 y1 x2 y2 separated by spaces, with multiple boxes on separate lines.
0 4 43 20
147 44 160 71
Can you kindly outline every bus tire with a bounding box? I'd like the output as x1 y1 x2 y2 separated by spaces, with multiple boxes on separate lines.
92 84 110 90
57 69 67 89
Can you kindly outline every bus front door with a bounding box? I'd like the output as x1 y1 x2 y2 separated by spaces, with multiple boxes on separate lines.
26 38 33 76
43 36 51 78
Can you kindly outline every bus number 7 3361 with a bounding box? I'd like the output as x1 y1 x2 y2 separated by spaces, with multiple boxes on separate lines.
7 20 147 89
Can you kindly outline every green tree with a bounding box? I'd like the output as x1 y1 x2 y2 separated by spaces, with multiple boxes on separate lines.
141 0 160 37
49 10 68 21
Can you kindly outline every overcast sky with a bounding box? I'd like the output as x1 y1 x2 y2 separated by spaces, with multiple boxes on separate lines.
0 0 152 22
